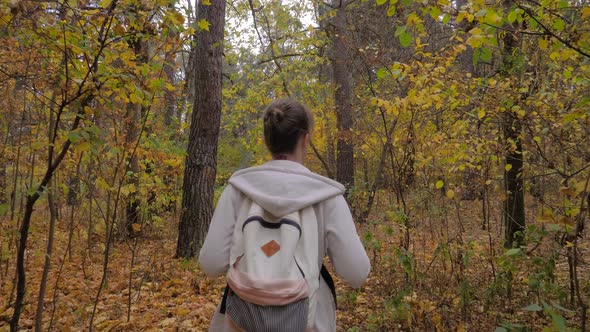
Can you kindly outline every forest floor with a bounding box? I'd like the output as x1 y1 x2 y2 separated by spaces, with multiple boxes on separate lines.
0 193 587 331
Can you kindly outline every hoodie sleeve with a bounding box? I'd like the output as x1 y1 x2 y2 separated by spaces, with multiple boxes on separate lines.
198 185 238 277
324 195 370 288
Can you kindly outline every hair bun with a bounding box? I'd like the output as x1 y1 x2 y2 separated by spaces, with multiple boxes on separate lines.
266 107 285 125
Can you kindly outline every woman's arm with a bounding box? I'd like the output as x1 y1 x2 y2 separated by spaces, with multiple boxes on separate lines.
198 185 238 277
324 195 371 288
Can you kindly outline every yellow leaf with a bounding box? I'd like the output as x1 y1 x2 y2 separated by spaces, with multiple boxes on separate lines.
168 10 185 25
538 208 554 223
75 141 91 153
436 180 444 189
198 18 210 31
202 0 211 5
131 223 141 232
538 38 549 50
574 181 587 194
484 10 501 24
96 177 111 191
583 7 590 19
505 164 512 171
478 109 485 119
446 189 455 199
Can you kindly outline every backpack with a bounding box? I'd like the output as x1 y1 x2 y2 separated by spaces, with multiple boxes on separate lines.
220 201 324 332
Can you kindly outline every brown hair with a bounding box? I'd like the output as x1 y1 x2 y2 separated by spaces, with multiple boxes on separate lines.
263 99 313 156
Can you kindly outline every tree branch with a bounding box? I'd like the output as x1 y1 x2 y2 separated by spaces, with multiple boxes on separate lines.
517 3 590 58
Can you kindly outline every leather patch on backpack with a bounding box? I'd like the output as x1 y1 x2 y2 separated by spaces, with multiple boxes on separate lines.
261 240 280 257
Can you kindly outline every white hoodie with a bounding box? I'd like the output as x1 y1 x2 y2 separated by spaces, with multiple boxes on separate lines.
199 160 371 332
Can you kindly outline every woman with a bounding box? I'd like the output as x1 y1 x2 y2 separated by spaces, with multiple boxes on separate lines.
199 99 370 331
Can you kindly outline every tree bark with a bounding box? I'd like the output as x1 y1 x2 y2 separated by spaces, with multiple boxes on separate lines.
34 99 60 332
0 164 6 204
330 1 355 192
501 0 525 248
34 179 57 332
176 0 226 258
456 0 483 202
163 11 178 129
123 25 148 238
124 101 142 238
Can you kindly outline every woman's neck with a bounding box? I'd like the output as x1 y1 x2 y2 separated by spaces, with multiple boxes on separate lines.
273 153 304 164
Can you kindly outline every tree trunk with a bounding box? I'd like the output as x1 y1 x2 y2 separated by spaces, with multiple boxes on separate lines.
503 112 525 247
123 31 147 238
330 1 354 192
0 164 6 204
34 179 57 331
163 13 178 129
176 0 226 258
501 0 525 248
124 102 142 238
34 101 60 332
456 0 482 202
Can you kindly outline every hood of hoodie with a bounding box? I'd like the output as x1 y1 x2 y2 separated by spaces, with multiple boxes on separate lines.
228 160 345 217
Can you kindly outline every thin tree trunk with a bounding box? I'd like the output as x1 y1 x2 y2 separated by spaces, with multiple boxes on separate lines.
124 102 142 238
34 179 57 331
67 154 83 261
34 101 60 332
163 25 178 128
176 0 226 258
330 0 355 192
10 84 103 332
501 0 525 248
0 164 6 204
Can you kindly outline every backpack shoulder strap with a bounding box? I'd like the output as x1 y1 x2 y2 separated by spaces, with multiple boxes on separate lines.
320 264 337 309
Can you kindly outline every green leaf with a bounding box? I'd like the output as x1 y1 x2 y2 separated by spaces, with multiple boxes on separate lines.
552 303 575 313
387 5 396 16
505 248 521 256
547 223 562 232
507 10 517 23
67 131 82 143
553 18 565 32
376 0 387 4
523 303 543 311
473 47 492 66
394 25 406 37
528 17 538 29
480 47 492 62
442 14 450 24
376 67 387 79
429 6 442 19
0 203 9 217
399 31 412 48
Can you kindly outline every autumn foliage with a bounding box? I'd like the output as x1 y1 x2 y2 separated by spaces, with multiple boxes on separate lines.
1 0 590 331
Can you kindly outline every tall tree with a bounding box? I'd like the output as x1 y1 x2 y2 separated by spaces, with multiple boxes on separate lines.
176 0 226 258
123 21 149 238
501 0 525 248
329 0 355 192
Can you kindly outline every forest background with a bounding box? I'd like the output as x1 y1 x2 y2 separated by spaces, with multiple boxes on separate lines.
0 0 589 330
